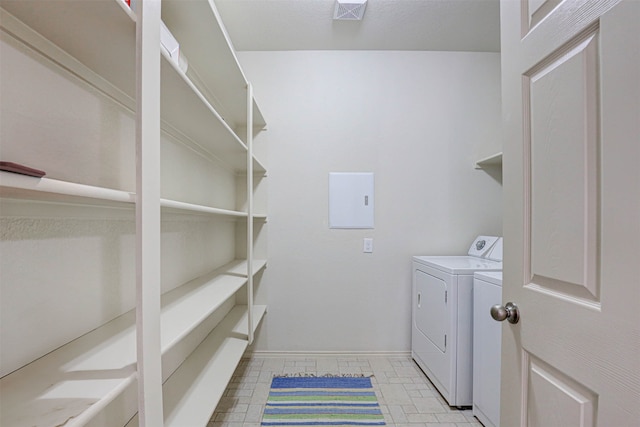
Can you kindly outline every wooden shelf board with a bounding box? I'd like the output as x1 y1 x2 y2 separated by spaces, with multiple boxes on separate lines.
160 264 248 351
253 305 268 334
253 99 267 129
223 258 267 277
0 260 249 427
163 306 249 427
162 0 266 130
1 2 259 173
0 171 135 207
162 305 266 426
161 198 247 218
475 152 503 169
0 310 138 427
0 174 255 218
231 305 268 338
252 155 267 174
160 53 249 173
1 0 136 98
125 306 250 427
254 259 268 275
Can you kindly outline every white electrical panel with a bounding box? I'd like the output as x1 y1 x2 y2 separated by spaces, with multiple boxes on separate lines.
329 172 374 229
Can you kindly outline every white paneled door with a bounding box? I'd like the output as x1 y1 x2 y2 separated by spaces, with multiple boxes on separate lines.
500 0 640 426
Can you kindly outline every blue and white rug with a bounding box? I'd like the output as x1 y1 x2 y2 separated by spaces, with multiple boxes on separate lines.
261 376 386 426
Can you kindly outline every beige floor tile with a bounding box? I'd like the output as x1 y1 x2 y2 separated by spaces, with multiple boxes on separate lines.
211 356 482 427
257 371 274 383
379 383 414 405
243 404 263 423
338 366 363 375
259 358 284 371
214 412 245 422
249 383 271 404
316 357 340 373
388 404 409 423
457 421 484 426
208 422 244 427
412 396 448 413
401 404 419 414
403 382 430 391
369 357 396 372
407 389 424 398
435 413 469 423
372 371 390 384
406 413 439 423
394 366 422 377
419 388 438 398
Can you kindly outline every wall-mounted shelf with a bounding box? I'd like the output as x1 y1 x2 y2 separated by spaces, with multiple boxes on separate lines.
475 152 503 169
0 0 137 98
160 52 249 172
0 259 268 427
125 304 267 427
160 199 247 218
162 0 266 130
0 171 135 206
0 172 258 220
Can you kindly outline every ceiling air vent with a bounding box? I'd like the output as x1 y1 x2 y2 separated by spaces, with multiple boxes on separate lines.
333 0 367 20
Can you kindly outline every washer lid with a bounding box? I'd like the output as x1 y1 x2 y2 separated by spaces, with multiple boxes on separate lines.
413 256 503 274
474 271 503 286
486 238 503 261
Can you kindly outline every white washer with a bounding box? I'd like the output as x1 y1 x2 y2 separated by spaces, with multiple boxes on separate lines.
473 271 502 427
412 236 502 407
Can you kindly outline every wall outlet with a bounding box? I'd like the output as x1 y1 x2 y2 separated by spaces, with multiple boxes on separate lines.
363 238 373 253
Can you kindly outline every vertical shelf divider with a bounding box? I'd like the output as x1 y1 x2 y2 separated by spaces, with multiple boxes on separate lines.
246 82 255 344
135 0 164 425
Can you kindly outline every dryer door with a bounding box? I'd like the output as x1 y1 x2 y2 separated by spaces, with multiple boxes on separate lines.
415 269 447 352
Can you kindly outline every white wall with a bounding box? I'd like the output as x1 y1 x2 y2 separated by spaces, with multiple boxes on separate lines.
238 50 503 353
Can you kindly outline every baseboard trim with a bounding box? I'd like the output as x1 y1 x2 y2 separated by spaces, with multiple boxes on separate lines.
244 350 412 358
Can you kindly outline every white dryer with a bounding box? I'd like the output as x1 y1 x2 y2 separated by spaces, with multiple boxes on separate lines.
412 236 502 407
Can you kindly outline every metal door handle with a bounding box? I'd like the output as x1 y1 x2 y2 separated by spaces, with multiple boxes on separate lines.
491 302 519 324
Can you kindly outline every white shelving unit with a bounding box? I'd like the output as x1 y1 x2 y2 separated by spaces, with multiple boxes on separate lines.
0 0 267 425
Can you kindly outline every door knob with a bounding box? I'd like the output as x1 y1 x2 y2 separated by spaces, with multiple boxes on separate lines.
490 302 519 324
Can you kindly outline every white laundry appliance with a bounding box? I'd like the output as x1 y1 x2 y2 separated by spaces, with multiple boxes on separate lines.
412 236 503 407
473 271 502 427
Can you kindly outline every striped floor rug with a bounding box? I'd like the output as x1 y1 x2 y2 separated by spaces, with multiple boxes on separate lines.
261 376 386 426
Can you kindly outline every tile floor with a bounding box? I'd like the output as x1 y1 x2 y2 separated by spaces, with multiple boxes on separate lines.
208 355 484 427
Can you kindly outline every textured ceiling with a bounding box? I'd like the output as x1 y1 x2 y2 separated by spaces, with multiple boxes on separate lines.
214 0 501 52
